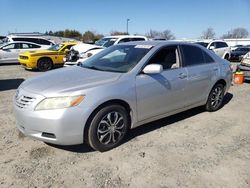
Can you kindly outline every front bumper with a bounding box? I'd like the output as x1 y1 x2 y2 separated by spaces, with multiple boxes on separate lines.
13 88 89 145
238 64 250 80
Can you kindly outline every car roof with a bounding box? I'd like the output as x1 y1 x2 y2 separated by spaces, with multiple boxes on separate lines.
116 40 200 47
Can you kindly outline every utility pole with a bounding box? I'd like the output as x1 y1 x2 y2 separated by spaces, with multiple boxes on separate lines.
126 19 130 34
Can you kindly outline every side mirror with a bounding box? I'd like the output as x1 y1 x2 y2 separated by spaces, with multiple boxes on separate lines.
143 64 163 74
209 46 215 50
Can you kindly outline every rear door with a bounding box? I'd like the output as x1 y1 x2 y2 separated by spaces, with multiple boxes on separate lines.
180 45 216 106
20 43 41 53
0 43 21 63
136 45 188 121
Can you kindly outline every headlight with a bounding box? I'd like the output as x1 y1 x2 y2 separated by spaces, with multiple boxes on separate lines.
35 95 85 110
79 52 93 59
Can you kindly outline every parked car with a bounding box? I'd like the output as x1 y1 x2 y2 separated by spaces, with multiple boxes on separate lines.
64 43 104 66
195 40 231 60
238 52 250 80
64 35 148 66
13 41 232 151
231 45 244 51
230 47 250 62
0 41 45 64
18 42 79 71
3 35 55 48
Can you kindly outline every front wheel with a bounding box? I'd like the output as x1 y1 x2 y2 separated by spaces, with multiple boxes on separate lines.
87 105 129 152
205 84 225 112
224 54 229 60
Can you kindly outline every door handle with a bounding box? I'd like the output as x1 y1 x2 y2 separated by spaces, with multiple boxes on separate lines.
213 67 218 71
178 73 187 79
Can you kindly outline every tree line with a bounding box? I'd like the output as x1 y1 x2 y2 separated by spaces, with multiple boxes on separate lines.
45 27 249 42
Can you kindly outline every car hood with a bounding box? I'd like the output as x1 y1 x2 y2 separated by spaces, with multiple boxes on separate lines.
72 43 104 53
21 66 122 96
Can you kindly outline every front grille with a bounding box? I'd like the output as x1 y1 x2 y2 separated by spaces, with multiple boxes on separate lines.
15 95 36 109
19 55 29 60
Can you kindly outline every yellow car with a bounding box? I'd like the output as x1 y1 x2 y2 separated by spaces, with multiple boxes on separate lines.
19 42 79 71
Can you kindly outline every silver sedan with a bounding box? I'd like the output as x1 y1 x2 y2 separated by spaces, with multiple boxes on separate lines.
13 41 232 151
0 41 44 64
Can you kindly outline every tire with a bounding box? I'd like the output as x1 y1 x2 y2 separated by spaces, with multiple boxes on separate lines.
87 105 129 152
224 54 229 60
37 58 53 71
205 83 225 112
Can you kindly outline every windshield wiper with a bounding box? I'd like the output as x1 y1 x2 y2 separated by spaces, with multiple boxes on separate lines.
81 65 104 71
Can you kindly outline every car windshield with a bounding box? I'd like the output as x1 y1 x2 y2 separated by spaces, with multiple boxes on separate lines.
235 48 250 52
48 44 64 51
95 38 118 48
80 44 153 73
196 42 209 47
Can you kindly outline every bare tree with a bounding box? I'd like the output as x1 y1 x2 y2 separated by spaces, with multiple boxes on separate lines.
146 29 175 40
82 31 103 43
162 30 175 40
110 31 128 36
221 27 249 39
201 27 215 39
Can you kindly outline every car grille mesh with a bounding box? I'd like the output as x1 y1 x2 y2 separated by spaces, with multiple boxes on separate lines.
15 95 36 109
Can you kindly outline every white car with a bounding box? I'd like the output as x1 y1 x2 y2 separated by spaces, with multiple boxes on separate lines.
64 35 148 66
0 41 46 64
64 43 104 66
196 40 231 60
3 35 55 49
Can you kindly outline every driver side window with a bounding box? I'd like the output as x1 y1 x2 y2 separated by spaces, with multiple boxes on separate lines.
148 46 179 70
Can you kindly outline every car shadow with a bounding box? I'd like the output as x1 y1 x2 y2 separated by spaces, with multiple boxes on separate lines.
0 78 24 91
244 80 250 84
45 143 95 153
0 62 19 66
46 92 233 153
123 92 233 147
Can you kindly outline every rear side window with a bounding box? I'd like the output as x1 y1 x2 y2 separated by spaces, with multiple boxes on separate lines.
118 37 146 44
181 45 205 66
40 39 52 45
21 43 40 49
216 42 228 48
130 38 146 42
203 51 214 63
118 38 130 43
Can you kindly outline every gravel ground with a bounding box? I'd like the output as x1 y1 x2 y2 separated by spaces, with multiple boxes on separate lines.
0 64 250 188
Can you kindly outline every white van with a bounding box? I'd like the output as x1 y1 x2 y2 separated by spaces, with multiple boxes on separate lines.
3 35 55 48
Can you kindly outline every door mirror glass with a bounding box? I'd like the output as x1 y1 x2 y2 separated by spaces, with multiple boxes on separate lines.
143 64 163 74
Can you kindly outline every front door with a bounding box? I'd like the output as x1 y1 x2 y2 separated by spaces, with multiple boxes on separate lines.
136 46 188 121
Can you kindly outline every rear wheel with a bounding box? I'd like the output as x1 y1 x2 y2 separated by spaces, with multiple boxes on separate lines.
87 105 129 152
205 83 225 112
37 58 53 71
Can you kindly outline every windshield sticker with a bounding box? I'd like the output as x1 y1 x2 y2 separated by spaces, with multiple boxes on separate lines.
134 45 153 49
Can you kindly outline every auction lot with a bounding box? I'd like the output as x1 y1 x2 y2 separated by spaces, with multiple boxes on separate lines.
0 64 250 188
